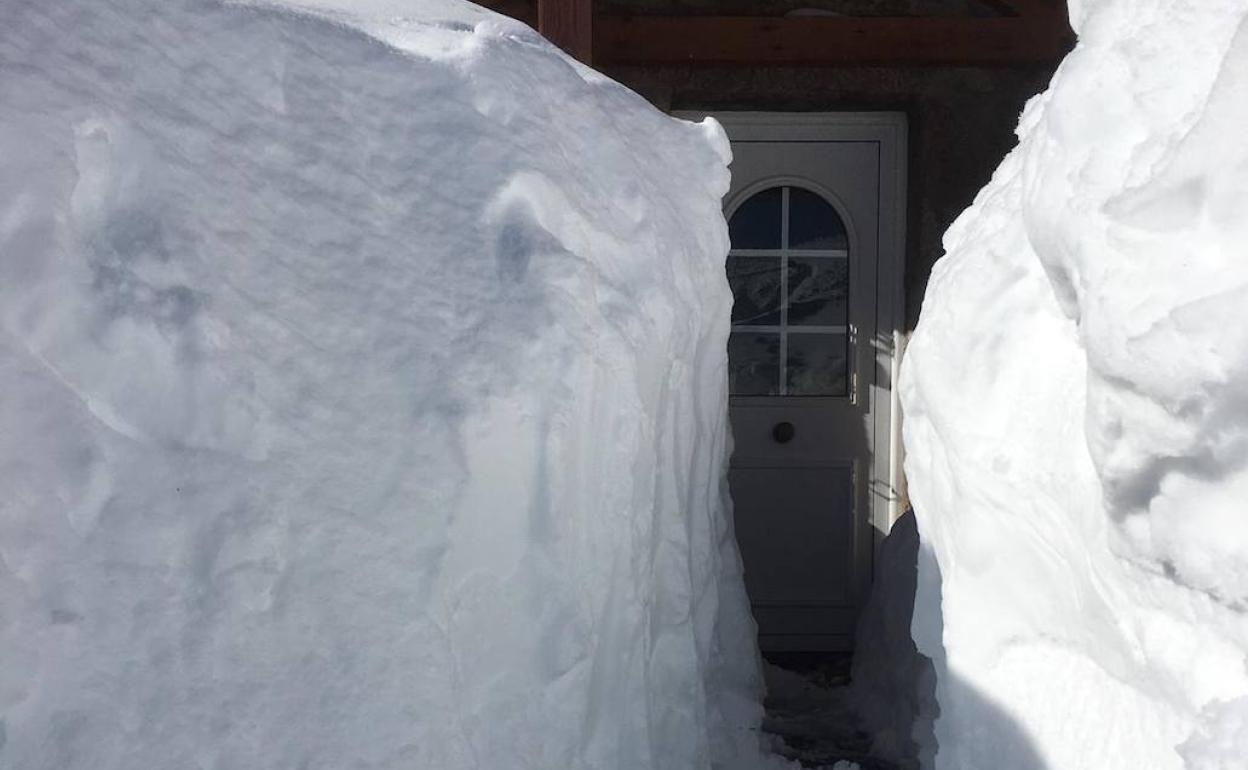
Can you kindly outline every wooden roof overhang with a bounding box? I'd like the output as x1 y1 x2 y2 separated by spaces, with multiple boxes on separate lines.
477 0 1073 68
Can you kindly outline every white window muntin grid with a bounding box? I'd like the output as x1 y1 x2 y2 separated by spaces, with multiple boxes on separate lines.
728 185 850 396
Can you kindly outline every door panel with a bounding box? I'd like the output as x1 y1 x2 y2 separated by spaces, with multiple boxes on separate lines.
730 466 855 604
723 134 881 653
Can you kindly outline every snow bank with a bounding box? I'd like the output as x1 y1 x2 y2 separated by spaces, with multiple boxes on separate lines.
0 1 768 767
849 511 936 770
902 0 1248 768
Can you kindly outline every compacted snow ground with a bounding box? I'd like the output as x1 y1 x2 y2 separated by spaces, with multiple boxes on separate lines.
760 661 884 770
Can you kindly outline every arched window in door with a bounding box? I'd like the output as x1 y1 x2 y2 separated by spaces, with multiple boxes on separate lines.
726 184 850 396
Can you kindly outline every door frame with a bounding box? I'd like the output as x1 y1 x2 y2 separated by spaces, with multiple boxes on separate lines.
681 111 908 551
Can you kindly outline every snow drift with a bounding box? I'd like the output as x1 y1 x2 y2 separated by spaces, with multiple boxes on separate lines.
902 0 1248 768
0 1 766 767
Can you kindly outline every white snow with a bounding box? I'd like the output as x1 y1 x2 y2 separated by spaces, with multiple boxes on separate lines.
901 0 1248 768
0 1 776 767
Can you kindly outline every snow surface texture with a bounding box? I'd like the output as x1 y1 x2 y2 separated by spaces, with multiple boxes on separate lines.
902 0 1248 768
849 511 936 770
0 1 776 767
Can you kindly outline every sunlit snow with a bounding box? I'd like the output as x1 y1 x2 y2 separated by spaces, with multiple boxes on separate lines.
0 1 779 767
902 0 1248 768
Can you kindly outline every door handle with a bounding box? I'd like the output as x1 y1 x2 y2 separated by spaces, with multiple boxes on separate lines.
772 421 795 444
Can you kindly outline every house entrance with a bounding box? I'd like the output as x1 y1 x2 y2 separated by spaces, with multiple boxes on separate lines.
712 113 907 653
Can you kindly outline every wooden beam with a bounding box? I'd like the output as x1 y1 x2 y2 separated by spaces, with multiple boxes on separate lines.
594 14 1072 67
992 0 1067 19
537 0 593 64
474 2 1072 68
479 0 535 26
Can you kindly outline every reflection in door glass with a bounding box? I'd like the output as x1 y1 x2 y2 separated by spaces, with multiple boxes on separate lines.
789 187 848 251
727 186 783 249
786 333 848 396
728 333 781 396
726 184 850 397
727 257 783 325
787 258 848 326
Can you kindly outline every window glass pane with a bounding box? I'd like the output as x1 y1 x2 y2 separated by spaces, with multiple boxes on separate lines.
729 332 781 396
787 257 848 326
786 333 848 396
789 187 848 251
728 187 783 250
727 256 782 325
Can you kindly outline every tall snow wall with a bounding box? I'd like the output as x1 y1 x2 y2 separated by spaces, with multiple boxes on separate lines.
902 0 1248 768
0 1 766 767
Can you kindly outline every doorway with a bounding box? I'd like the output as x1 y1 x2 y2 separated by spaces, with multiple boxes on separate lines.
708 113 907 654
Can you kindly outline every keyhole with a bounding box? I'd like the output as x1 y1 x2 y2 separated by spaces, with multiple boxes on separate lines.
772 421 795 444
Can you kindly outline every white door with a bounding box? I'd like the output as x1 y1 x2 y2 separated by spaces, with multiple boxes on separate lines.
714 113 906 653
